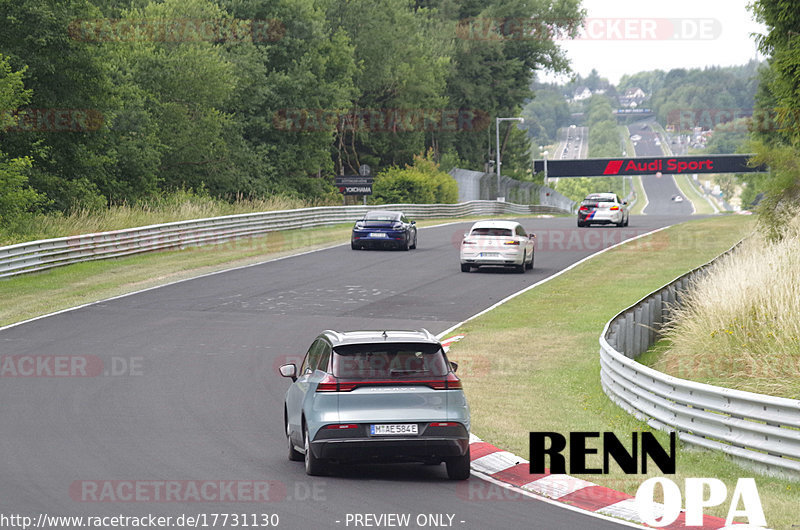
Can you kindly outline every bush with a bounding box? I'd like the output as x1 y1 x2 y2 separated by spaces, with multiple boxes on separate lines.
0 155 45 227
372 151 458 205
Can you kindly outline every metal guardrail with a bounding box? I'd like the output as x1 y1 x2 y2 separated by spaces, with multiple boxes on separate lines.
599 244 800 478
0 200 568 279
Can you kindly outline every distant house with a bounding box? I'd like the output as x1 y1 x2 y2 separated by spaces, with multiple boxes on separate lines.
572 87 592 101
626 87 646 99
620 87 647 108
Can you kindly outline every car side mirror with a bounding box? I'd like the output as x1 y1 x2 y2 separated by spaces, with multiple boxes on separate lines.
279 363 297 382
450 361 458 373
411 220 416 225
623 201 628 205
529 234 536 240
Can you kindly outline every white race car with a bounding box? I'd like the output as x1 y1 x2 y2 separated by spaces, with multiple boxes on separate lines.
577 193 630 227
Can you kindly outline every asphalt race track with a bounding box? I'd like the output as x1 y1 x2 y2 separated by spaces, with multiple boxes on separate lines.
0 214 693 529
632 121 696 216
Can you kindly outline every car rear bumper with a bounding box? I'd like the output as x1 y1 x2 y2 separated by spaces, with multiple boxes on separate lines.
460 250 523 266
352 230 407 247
311 437 469 461
310 423 469 461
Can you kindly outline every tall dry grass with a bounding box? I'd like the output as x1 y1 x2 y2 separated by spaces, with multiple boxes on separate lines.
1 191 337 246
655 217 800 398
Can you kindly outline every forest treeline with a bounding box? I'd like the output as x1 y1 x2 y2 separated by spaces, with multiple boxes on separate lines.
0 0 583 227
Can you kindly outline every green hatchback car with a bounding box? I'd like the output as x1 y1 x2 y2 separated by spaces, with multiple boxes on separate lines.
279 329 471 479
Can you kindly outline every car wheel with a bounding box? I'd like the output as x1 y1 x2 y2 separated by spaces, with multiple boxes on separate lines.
410 232 417 249
516 252 526 273
287 417 303 462
526 251 534 270
460 263 471 273
401 234 409 251
445 447 471 480
616 217 624 227
304 424 326 476
351 241 359 250
577 221 584 227
624 216 629 227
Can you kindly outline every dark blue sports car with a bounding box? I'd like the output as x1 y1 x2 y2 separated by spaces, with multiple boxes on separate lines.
351 211 417 250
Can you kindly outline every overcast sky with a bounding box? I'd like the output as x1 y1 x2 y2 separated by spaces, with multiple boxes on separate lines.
549 0 767 85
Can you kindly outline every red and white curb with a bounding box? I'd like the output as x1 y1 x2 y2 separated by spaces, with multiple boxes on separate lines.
467 434 731 529
440 335 464 352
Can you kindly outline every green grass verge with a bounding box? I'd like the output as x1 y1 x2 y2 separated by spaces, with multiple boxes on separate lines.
629 176 647 216
447 215 799 527
673 174 717 215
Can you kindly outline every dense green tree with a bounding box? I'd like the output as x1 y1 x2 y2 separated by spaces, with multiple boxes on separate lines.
439 0 583 175
0 0 116 210
747 0 800 234
521 85 571 146
0 54 44 226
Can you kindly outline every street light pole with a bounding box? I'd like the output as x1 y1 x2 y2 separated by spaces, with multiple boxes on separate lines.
496 116 524 201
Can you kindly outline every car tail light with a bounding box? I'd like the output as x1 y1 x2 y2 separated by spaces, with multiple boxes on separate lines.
609 206 620 211
316 374 357 392
324 423 359 429
430 422 461 427
428 372 462 390
317 373 462 391
579 205 590 211
504 240 520 246
462 239 476 245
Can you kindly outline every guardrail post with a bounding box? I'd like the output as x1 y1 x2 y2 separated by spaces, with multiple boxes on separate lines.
609 323 620 350
624 311 635 357
652 292 663 338
632 307 643 357
647 296 657 346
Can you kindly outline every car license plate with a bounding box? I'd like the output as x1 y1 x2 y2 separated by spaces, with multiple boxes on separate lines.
370 424 418 436
480 252 499 257
369 232 388 238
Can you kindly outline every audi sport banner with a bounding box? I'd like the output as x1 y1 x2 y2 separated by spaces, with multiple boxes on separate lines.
533 154 766 178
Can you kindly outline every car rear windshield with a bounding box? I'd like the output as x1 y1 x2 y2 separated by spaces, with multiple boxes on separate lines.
471 227 512 237
332 343 449 379
364 213 399 221
584 197 614 203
